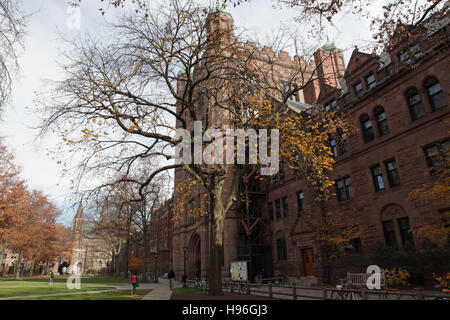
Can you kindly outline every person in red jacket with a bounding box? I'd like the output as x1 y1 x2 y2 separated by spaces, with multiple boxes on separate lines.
131 272 138 295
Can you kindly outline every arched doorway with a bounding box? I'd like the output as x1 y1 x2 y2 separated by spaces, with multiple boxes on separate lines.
187 233 201 279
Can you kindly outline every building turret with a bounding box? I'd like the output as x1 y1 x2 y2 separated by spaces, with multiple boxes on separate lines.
314 37 346 88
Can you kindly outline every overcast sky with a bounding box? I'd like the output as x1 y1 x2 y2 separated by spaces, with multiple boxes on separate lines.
0 0 378 224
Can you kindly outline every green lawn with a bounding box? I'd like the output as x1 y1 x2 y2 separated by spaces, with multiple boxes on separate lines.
172 287 203 294
0 275 135 298
0 282 112 298
0 275 130 285
19 289 152 300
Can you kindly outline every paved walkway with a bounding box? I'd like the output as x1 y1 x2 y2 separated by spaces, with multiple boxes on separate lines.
140 278 182 300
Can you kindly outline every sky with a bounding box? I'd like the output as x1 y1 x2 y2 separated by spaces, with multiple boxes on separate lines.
0 0 379 225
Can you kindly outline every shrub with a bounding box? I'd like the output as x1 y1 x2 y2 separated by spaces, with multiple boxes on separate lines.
381 267 410 288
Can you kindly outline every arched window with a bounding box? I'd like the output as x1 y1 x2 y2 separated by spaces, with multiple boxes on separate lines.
98 260 102 268
360 114 374 143
405 87 426 121
424 76 447 111
374 106 390 136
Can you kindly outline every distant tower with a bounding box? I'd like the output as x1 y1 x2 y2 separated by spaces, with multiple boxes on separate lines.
314 37 346 88
73 202 84 249
206 2 234 44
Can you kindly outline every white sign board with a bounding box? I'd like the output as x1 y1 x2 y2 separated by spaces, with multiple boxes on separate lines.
230 261 248 281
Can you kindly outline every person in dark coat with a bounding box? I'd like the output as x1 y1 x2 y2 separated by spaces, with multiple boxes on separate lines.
168 269 176 290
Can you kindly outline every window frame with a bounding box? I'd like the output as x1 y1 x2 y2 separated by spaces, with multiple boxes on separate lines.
335 176 353 202
397 217 415 248
297 191 304 213
353 81 363 97
371 164 386 192
405 87 426 121
382 220 398 248
384 159 401 187
374 106 390 136
276 238 287 261
275 199 281 220
282 196 289 218
268 202 274 221
424 76 447 111
360 114 374 143
365 73 376 89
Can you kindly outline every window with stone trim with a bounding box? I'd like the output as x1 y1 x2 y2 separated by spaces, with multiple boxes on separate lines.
282 196 289 218
405 87 426 121
345 237 363 254
325 99 337 112
353 81 363 97
374 106 390 136
329 137 337 158
382 220 398 248
423 140 450 175
366 73 376 89
425 76 447 111
360 114 374 143
268 202 274 221
337 128 348 155
398 217 415 248
384 159 401 187
276 238 287 260
297 191 304 213
275 199 281 220
371 164 385 192
335 177 353 202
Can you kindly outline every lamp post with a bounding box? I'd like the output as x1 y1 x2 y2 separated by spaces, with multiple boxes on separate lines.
183 246 187 287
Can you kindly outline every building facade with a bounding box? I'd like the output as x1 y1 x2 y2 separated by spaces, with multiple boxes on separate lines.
69 203 111 275
171 8 449 284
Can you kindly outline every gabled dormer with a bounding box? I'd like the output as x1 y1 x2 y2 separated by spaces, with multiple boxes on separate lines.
343 48 381 100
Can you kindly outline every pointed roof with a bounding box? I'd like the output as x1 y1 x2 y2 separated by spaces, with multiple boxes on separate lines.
209 1 233 20
343 47 376 79
321 36 341 51
75 201 84 219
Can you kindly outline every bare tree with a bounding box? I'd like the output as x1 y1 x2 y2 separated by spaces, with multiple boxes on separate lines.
0 0 26 115
40 0 350 294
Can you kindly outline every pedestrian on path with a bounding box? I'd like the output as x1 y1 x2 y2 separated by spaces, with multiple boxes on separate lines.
131 271 138 295
49 271 54 285
168 269 175 290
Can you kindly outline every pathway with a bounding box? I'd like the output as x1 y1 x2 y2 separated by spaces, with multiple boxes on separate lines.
140 278 182 300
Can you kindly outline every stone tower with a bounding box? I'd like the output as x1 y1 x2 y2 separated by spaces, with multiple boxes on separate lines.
73 202 84 249
206 2 234 44
314 38 346 88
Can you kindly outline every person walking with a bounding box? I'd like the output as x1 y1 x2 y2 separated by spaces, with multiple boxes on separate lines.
168 269 176 290
131 271 138 295
49 271 54 285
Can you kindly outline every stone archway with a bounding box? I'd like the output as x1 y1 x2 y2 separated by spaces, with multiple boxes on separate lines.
187 232 201 279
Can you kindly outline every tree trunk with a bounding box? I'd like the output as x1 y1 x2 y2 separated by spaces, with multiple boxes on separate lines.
29 254 36 277
123 237 130 277
143 224 148 275
208 185 226 296
15 249 23 279
110 250 115 276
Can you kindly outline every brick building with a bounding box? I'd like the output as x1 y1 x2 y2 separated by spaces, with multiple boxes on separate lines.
69 202 112 275
171 7 449 284
129 198 174 274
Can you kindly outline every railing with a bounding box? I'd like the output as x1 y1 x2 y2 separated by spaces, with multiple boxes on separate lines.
184 279 449 300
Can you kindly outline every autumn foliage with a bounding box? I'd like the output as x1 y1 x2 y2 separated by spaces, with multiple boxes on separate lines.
0 138 69 277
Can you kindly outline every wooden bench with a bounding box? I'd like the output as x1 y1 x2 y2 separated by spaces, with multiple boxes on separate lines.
341 272 386 289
